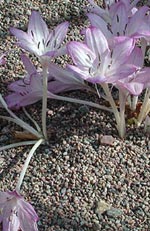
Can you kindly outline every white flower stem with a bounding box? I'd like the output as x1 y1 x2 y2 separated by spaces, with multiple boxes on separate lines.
48 92 113 112
42 66 48 140
118 90 126 138
137 88 150 126
16 138 44 192
131 96 138 111
0 95 42 138
101 83 121 134
0 140 37 152
23 107 41 132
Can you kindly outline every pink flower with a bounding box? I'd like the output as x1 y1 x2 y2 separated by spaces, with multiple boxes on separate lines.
87 0 150 40
0 190 38 231
5 54 88 109
67 27 136 84
10 11 69 58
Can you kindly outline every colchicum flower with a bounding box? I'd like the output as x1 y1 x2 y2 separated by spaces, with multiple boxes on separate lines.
0 190 38 231
87 0 150 40
10 10 69 58
116 46 150 96
67 27 136 84
5 55 88 109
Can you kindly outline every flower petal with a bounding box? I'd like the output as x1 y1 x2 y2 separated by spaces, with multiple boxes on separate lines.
19 200 39 222
28 11 49 44
21 54 37 76
85 27 109 58
6 74 43 109
126 6 150 37
10 28 38 54
124 82 144 95
19 209 38 231
67 41 95 67
127 46 144 67
67 64 90 80
111 2 128 36
48 63 84 85
45 22 69 52
111 37 135 68
87 13 112 39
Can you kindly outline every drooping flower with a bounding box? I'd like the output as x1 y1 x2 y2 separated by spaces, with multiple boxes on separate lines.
0 190 38 231
87 0 150 40
10 11 69 58
5 55 88 109
67 27 136 85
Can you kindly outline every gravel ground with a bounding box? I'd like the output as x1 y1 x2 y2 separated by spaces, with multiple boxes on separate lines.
0 1 150 231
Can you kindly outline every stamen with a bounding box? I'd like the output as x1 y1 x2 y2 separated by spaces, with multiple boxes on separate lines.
87 54 91 61
53 39 57 48
31 30 34 38
46 40 50 47
37 41 40 49
89 67 92 74
116 15 119 23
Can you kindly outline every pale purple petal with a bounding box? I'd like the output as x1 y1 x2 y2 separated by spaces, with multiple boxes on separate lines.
46 22 69 51
2 202 20 231
48 63 85 85
85 27 109 58
111 37 135 68
87 13 112 39
28 10 49 44
127 46 144 67
87 74 106 83
67 41 96 67
0 190 39 231
21 54 37 75
20 200 39 221
5 91 42 109
135 68 150 87
87 0 107 18
67 64 90 80
19 210 38 231
117 81 144 96
111 2 128 36
126 6 150 37
5 74 43 109
107 64 137 82
10 28 38 54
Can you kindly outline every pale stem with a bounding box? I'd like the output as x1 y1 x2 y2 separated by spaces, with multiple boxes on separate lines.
23 107 41 132
127 95 131 108
0 140 37 152
0 115 41 139
15 138 44 192
101 83 121 129
42 66 48 140
141 38 147 63
0 95 41 138
118 90 126 138
48 93 113 112
137 88 150 126
131 95 138 111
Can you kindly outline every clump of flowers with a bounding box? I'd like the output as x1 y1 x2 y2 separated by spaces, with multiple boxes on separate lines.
0 0 150 229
